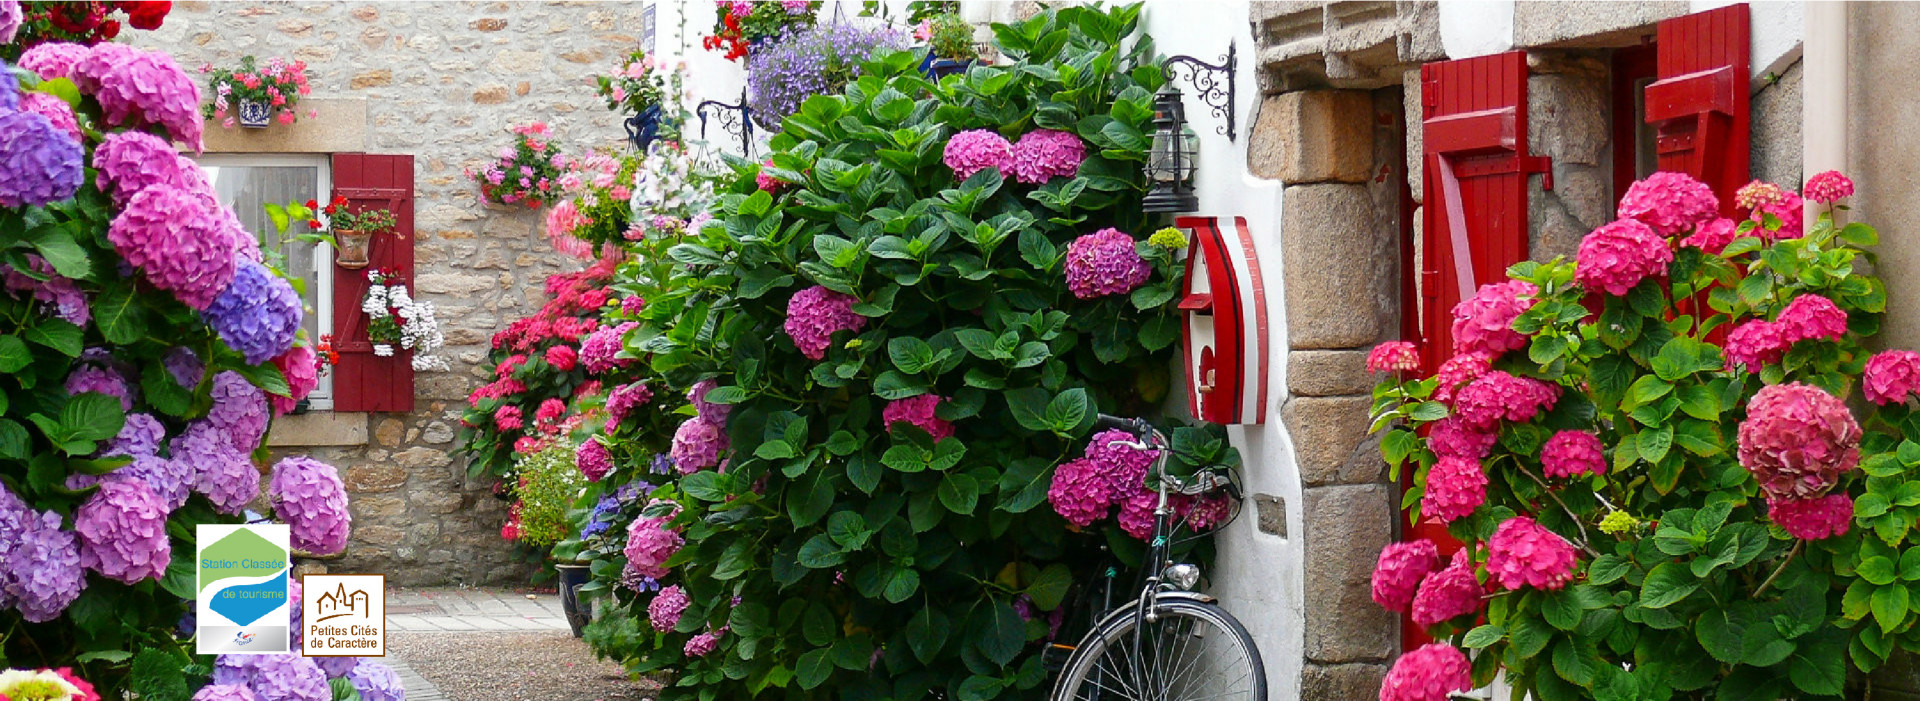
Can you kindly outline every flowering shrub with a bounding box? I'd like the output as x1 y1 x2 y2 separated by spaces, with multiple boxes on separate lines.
506 439 587 547
358 268 446 370
917 12 977 62
703 0 818 62
1365 171 1920 700
745 20 907 132
200 55 312 128
0 36 345 698
0 1 169 59
470 122 569 208
596 49 668 119
571 6 1241 699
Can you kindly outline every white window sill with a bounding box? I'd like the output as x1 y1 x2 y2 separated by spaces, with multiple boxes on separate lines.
267 411 370 447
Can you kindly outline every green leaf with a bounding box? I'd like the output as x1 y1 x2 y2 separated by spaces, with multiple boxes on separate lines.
27 227 91 279
1461 624 1506 649
827 511 871 550
0 336 30 373
24 319 82 357
795 648 833 690
1787 630 1846 695
1637 426 1674 465
1044 388 1090 433
1004 387 1052 432
974 599 1025 665
882 566 920 603
1639 562 1698 609
1587 555 1631 585
1543 590 1584 631
796 534 846 569
93 285 146 345
1026 564 1072 610
62 392 125 443
1873 584 1909 633
1861 556 1898 586
906 607 947 663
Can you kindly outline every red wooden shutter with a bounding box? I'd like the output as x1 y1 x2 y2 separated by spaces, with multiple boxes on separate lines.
1646 3 1750 214
1417 51 1549 372
330 154 415 413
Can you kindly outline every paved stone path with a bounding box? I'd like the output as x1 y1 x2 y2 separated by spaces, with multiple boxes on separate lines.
377 587 573 701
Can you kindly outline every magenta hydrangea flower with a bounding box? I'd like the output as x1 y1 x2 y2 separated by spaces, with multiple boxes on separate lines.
192 684 259 701
175 422 260 515
784 285 867 360
1451 371 1560 431
1410 556 1484 628
1366 341 1420 373
1085 428 1157 500
1423 456 1486 524
1865 350 1920 405
576 439 613 482
19 42 89 81
1427 416 1497 461
544 343 577 372
6 510 85 623
1753 189 1805 239
1680 217 1740 254
688 378 732 424
66 363 134 411
1541 430 1605 479
494 404 524 431
269 456 351 556
623 510 683 579
621 295 645 315
1379 643 1473 701
270 345 319 415
1738 382 1862 500
108 185 239 309
1770 494 1853 540
1617 171 1719 236
579 321 638 374
1181 493 1231 531
1486 516 1579 590
1064 228 1150 299
1777 293 1847 343
670 417 727 473
1115 490 1157 540
882 394 954 442
0 2 16 43
755 160 784 193
244 655 329 701
21 92 81 140
205 260 303 365
1008 129 1085 184
944 129 1013 180
70 43 205 150
345 660 403 701
1370 539 1441 612
1449 281 1536 358
75 478 172 584
1048 458 1111 527
1575 218 1674 296
93 132 206 207
0 109 84 208
207 371 270 454
1432 352 1492 403
1804 170 1855 205
1723 319 1789 372
684 630 724 657
649 584 691 632
606 381 653 426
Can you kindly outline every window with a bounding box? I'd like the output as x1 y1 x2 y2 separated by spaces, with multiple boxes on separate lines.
196 154 335 409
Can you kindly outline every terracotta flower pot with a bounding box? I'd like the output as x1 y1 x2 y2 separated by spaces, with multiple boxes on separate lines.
335 229 372 269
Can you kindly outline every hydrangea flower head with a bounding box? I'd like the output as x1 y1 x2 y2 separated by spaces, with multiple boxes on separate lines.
1181 493 1231 531
1753 189 1805 239
1379 643 1473 701
22 92 82 141
1064 228 1150 299
943 129 1013 180
1048 458 1111 527
192 684 259 701
1804 170 1855 205
494 404 524 431
75 478 172 584
0 668 95 701
1449 281 1536 358
313 657 359 679
345 661 403 701
93 131 207 206
1427 416 1497 461
1451 371 1560 431
0 109 85 208
1085 428 1157 499
1542 430 1605 479
205 260 303 364
1598 510 1641 535
576 439 613 482
1486 516 1579 590
607 381 653 423
685 630 724 657
1008 129 1085 184
1738 382 1862 500
544 343 578 371
784 285 866 360
270 344 319 415
270 457 351 556
1777 293 1848 343
71 43 204 150
244 655 329 701
108 185 239 309
93 455 191 512
1115 490 1157 540
1410 556 1484 628
1770 494 1853 540
1736 180 1786 211
579 321 637 373
1370 539 1440 612
175 421 260 515
6 511 85 622
649 584 691 632
207 371 270 454
623 510 683 579
1148 227 1189 250
166 347 205 387
670 417 727 472
1575 218 1674 296
1866 350 1920 405
1724 319 1789 371
688 378 732 424
1680 217 1740 254
19 43 90 81
0 2 16 44
882 395 954 442
66 363 134 411
1617 171 1719 236
1367 341 1420 373
1423 455 1486 524
1432 352 1492 403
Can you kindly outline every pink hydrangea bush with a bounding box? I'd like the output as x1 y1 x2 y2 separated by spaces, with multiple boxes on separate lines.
1737 382 1861 500
783 285 866 360
1448 281 1536 357
1367 341 1420 373
1370 540 1441 612
1379 643 1472 701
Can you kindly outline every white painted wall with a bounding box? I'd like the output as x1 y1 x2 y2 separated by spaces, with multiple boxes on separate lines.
1439 0 1515 59
1693 0 1805 82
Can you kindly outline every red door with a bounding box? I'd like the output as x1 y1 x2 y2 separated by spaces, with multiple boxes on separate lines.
1646 3 1751 216
330 154 416 413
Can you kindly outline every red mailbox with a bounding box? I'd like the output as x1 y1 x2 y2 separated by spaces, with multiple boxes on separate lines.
1176 216 1268 425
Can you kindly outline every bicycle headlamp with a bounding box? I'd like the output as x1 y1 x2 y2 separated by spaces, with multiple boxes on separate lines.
1163 563 1201 591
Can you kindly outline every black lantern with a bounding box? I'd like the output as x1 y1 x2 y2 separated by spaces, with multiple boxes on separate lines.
1143 83 1200 213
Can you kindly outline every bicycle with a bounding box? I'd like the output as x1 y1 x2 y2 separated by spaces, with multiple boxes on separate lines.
1048 415 1267 701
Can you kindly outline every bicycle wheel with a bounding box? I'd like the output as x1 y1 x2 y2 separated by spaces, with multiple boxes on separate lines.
1051 595 1267 701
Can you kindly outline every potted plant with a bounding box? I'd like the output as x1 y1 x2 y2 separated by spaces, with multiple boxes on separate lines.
597 50 677 152
915 11 977 78
506 440 590 635
702 0 819 62
309 196 396 269
745 21 907 131
201 55 313 129
469 122 570 209
359 268 448 371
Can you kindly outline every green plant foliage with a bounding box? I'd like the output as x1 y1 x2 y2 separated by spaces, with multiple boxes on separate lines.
514 440 588 547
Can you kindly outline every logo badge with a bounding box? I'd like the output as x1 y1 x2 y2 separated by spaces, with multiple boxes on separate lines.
300 574 386 656
195 524 292 654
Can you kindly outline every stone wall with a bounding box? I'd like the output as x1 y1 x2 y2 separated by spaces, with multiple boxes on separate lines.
133 1 649 585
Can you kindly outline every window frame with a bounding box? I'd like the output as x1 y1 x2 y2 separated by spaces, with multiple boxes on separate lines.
194 153 336 410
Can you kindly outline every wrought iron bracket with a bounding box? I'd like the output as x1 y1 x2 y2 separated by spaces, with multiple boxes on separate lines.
697 87 756 159
1163 41 1237 142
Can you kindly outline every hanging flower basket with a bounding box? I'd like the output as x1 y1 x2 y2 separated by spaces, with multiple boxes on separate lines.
237 99 273 128
334 229 372 269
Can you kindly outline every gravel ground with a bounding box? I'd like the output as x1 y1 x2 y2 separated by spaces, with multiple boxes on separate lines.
391 631 659 701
